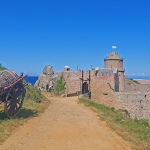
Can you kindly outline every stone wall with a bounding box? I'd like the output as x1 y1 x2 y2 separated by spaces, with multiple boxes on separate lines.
59 70 90 95
105 59 123 69
90 71 119 107
115 92 150 123
125 84 150 92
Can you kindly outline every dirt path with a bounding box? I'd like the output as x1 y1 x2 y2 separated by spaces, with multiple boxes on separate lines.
0 95 132 150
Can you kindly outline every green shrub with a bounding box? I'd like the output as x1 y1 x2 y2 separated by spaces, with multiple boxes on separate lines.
125 109 129 114
111 107 115 111
24 84 42 103
55 75 65 92
133 80 140 84
0 64 7 71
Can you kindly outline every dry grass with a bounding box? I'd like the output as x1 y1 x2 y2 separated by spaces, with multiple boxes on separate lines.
0 90 50 144
125 77 140 85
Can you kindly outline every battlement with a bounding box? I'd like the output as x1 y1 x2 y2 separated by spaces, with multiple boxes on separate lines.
104 51 123 60
94 68 117 77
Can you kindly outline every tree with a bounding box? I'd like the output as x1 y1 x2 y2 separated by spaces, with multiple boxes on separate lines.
55 75 65 92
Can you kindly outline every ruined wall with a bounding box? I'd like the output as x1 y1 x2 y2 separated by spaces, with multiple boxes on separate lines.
90 71 119 107
115 92 150 123
125 84 150 92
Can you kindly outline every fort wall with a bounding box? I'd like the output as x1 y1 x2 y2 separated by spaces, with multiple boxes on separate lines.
56 70 91 95
90 71 119 107
115 92 150 123
125 84 150 92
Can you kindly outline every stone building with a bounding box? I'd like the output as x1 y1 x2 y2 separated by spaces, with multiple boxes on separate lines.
104 51 125 91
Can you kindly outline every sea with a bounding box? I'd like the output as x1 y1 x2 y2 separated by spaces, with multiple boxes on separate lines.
125 76 150 80
24 76 38 85
24 75 150 86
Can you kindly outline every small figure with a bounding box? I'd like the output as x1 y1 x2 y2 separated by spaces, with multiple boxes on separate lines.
49 85 51 92
38 87 41 90
46 84 49 92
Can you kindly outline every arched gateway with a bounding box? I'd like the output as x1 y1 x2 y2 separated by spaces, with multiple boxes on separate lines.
82 82 88 94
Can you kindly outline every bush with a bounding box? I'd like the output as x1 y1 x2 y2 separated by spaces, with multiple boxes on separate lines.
0 63 7 71
24 84 42 103
55 75 65 92
133 80 140 84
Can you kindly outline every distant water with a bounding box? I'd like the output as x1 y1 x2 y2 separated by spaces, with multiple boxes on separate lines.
126 76 150 80
24 75 150 86
24 76 38 85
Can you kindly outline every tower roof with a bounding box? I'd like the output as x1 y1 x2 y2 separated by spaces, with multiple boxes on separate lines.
104 51 123 60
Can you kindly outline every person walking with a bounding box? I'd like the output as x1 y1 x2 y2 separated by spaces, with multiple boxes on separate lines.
46 84 48 92
49 85 51 92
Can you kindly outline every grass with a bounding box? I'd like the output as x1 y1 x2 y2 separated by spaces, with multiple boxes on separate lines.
0 83 50 144
79 96 150 150
133 80 140 84
125 77 140 85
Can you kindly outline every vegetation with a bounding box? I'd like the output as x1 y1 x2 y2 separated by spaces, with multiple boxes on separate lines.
133 80 140 84
24 84 42 103
125 77 140 85
0 63 7 71
79 96 150 150
107 83 114 91
0 82 50 144
55 75 65 92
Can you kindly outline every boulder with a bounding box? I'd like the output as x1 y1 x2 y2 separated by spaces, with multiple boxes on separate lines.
34 74 47 88
43 65 54 76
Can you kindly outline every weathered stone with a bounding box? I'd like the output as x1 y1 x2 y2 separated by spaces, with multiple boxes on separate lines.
61 94 66 97
122 112 130 118
43 65 54 75
34 74 47 88
35 65 55 89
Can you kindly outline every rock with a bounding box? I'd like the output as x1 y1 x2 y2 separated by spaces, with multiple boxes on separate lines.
122 111 130 118
34 65 65 90
43 65 54 76
34 74 47 88
35 65 55 89
61 94 66 97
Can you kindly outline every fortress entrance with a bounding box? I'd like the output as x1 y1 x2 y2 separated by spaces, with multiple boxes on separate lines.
82 82 88 94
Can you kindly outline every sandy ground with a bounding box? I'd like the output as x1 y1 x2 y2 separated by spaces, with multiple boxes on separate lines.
0 94 132 150
133 79 150 84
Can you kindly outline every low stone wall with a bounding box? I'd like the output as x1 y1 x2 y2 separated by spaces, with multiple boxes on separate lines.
115 92 150 123
91 90 150 123
125 84 150 92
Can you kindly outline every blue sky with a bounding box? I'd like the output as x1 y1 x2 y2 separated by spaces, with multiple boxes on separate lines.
0 0 150 76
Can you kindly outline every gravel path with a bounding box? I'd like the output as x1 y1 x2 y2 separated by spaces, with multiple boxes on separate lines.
0 94 132 150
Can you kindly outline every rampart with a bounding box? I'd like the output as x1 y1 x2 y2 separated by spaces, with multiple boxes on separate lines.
115 92 150 123
125 84 150 92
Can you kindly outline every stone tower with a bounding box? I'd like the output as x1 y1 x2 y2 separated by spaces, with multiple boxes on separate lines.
104 52 125 91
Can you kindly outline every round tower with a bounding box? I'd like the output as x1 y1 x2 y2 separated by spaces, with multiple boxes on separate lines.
104 51 125 91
